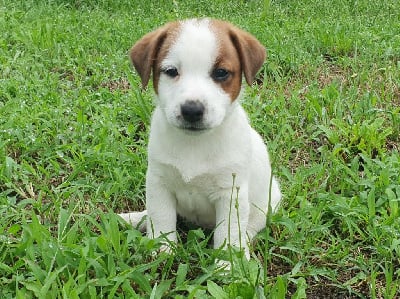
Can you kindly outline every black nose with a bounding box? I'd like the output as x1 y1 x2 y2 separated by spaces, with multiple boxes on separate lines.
180 100 205 123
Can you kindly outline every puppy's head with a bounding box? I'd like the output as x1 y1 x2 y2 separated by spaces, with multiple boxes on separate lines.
130 18 265 133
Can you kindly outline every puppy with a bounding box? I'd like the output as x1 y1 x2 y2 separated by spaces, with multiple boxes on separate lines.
119 18 281 258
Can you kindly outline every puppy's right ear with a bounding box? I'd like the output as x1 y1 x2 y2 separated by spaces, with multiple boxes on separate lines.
129 23 174 89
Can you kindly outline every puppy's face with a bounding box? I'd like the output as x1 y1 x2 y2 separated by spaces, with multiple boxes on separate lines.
130 19 266 133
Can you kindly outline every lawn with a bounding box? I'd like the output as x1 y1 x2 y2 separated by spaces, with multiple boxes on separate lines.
0 0 399 298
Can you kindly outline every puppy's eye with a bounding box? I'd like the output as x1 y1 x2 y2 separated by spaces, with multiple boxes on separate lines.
212 68 230 82
162 67 179 78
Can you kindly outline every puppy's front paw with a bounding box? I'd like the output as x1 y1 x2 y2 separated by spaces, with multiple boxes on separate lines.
159 243 174 254
150 242 175 258
216 258 231 271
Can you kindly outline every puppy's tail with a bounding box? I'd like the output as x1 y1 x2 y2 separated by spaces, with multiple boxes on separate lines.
118 210 147 232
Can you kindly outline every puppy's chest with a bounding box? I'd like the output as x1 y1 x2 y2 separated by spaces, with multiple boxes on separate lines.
174 181 216 227
157 164 235 227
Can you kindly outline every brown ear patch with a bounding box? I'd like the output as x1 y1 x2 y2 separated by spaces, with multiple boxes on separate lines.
211 19 266 87
129 22 181 92
212 37 243 101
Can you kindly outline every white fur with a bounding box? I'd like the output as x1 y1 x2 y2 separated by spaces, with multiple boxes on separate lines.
119 19 281 259
159 19 231 131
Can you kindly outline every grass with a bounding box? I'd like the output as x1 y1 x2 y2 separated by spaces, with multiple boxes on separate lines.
0 0 399 297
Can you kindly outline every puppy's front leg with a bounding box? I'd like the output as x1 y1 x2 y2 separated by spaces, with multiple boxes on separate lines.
214 186 250 259
146 171 177 245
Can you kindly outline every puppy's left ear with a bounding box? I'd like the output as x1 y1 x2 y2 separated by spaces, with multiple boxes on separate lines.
229 27 266 86
129 23 173 89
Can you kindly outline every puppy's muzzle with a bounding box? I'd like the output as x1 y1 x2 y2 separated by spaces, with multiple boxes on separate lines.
180 100 205 124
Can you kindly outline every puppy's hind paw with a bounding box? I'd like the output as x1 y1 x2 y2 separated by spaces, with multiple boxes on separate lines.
118 210 147 232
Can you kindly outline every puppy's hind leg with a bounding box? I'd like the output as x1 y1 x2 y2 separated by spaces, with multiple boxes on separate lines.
118 210 147 232
247 178 281 241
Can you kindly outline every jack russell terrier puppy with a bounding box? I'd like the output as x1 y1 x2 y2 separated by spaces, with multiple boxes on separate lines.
119 18 281 259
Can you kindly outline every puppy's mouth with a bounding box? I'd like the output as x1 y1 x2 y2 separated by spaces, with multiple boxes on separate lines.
176 100 211 133
180 123 209 133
